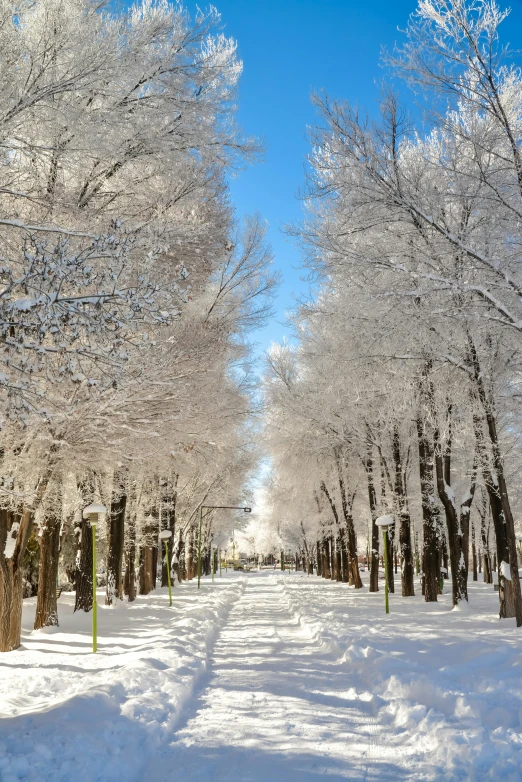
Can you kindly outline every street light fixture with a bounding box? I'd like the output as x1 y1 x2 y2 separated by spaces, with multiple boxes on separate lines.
198 505 252 588
83 503 107 653
159 529 173 606
375 514 395 615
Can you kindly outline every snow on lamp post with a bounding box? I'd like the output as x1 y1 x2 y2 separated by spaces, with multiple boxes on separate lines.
83 503 107 653
375 515 395 615
159 530 173 606
197 506 252 588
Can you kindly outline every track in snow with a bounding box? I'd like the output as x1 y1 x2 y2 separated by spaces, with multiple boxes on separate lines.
148 572 407 781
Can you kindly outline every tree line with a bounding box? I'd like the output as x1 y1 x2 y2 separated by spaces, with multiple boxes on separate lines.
0 0 275 652
263 0 522 626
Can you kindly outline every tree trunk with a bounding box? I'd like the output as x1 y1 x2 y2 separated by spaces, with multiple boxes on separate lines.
386 529 394 593
392 425 414 597
34 503 62 629
74 519 93 612
340 528 349 583
0 510 34 652
366 437 379 593
433 429 468 607
74 474 96 613
161 475 177 587
172 532 182 583
139 486 159 595
106 472 126 606
417 417 438 602
323 537 331 579
335 536 342 582
124 501 137 603
472 523 478 582
139 546 155 594
333 453 363 589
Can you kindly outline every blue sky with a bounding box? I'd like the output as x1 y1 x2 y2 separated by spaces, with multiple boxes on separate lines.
183 0 522 359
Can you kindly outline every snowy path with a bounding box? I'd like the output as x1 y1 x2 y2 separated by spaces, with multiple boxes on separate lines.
148 574 406 781
1 571 521 781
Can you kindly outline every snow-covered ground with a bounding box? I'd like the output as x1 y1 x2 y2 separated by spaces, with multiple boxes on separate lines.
0 571 521 781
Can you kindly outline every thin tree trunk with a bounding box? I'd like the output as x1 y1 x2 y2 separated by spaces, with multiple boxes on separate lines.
124 484 137 602
386 529 394 593
139 546 154 594
106 471 126 606
366 435 379 593
74 518 93 612
34 494 62 629
139 485 159 595
323 537 331 579
472 522 478 582
333 452 363 589
74 474 95 613
434 425 468 607
340 528 349 583
161 475 177 587
417 416 438 603
392 425 414 597
335 536 342 582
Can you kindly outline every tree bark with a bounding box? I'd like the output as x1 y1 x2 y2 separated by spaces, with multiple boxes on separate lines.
139 546 154 594
365 435 379 593
433 425 468 607
139 485 159 595
392 425 414 597
323 537 331 579
0 509 34 651
74 519 93 612
416 417 438 602
34 498 62 629
340 528 349 583
161 475 177 587
333 453 363 588
335 536 342 581
124 497 137 603
74 474 95 613
472 525 478 582
106 471 126 606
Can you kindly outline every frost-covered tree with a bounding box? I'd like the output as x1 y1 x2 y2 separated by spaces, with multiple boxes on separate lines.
0 0 274 651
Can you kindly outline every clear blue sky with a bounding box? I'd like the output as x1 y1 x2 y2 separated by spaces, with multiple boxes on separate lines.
184 0 522 358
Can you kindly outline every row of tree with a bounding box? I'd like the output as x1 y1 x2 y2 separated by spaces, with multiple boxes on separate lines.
262 0 522 626
0 0 275 651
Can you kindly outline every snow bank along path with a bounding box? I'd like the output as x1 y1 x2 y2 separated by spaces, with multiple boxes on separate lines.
151 571 522 781
1 570 522 780
0 578 245 781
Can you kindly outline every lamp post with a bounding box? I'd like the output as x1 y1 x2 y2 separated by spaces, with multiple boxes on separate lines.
83 503 107 653
198 505 251 588
375 515 395 615
159 530 173 606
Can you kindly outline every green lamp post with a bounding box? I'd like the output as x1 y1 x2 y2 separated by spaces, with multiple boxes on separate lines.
197 505 252 588
375 514 395 615
83 503 107 653
159 529 173 606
